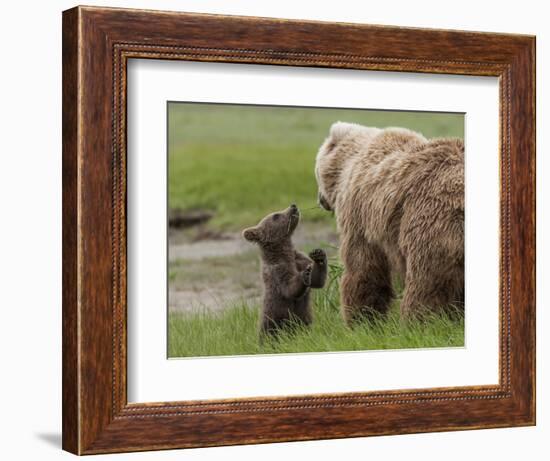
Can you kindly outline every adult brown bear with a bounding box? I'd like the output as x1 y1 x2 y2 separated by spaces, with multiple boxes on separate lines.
315 122 464 324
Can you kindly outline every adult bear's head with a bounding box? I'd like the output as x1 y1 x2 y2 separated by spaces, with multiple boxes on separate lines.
315 122 381 211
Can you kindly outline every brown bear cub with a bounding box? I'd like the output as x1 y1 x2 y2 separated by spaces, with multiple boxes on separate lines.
243 204 327 338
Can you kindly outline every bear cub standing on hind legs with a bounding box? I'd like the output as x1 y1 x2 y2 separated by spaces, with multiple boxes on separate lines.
243 204 328 338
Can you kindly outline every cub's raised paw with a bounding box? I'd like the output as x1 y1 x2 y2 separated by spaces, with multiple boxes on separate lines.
301 265 313 286
309 248 327 265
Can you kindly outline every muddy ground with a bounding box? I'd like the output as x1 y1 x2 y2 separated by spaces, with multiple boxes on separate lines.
168 220 338 313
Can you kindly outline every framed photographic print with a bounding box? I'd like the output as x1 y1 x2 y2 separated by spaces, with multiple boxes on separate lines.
62 5 535 455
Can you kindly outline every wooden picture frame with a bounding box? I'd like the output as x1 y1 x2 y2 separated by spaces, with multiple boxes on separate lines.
62 5 536 455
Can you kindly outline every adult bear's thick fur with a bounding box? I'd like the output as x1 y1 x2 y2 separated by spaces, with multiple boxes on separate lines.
315 122 464 323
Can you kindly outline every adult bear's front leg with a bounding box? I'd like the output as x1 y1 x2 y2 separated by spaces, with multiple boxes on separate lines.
340 237 393 326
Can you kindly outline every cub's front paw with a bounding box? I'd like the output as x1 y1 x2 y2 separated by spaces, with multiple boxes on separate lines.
301 265 313 286
309 248 327 265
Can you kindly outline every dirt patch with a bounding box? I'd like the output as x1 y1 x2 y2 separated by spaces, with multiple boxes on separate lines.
168 222 338 313
169 288 261 313
169 223 338 262
169 235 250 262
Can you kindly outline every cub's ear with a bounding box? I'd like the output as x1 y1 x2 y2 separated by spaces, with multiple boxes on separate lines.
242 227 262 242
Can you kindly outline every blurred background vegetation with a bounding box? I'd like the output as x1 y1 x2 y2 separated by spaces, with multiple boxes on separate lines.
168 103 464 230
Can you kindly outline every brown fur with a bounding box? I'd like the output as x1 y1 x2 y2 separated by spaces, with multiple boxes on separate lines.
243 205 328 337
315 122 464 323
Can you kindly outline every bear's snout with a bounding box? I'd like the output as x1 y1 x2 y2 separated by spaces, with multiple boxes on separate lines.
318 192 332 211
287 204 300 233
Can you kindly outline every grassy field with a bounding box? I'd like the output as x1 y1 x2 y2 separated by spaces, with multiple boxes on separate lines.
169 303 465 357
168 103 464 230
168 103 465 357
168 263 464 357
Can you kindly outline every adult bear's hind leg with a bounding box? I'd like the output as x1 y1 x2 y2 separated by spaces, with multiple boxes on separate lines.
400 249 464 321
340 237 393 326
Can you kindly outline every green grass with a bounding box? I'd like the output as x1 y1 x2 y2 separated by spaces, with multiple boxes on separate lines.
168 298 464 358
168 103 464 230
168 262 464 358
